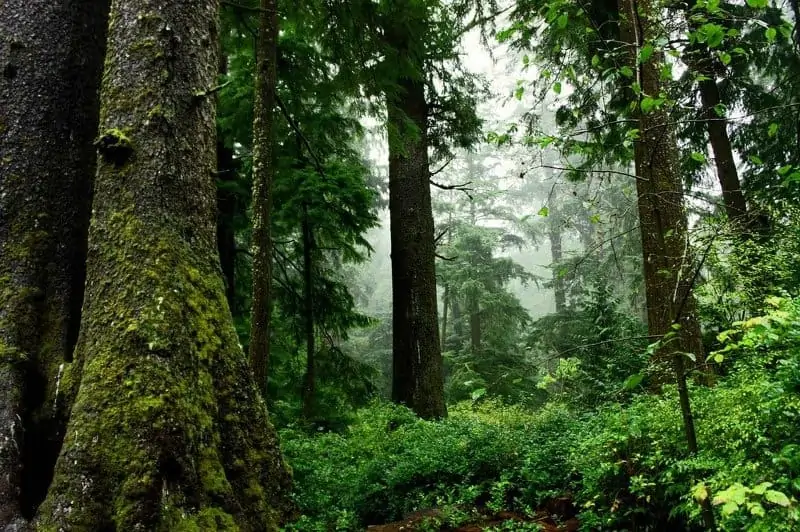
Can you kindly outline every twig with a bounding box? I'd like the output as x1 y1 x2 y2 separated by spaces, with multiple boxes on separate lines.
275 92 326 177
430 158 454 178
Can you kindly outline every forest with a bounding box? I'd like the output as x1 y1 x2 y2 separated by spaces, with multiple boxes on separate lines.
1 0 800 530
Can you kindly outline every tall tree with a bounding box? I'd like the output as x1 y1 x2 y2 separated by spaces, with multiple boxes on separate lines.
616 0 715 526
249 0 279 393
0 0 109 525
384 2 447 419
32 0 293 527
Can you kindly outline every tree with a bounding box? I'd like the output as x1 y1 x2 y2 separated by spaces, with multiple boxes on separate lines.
384 2 447 419
249 0 279 394
0 0 109 525
31 1 293 527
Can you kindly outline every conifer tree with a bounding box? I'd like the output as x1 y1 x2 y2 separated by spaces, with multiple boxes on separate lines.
0 0 109 524
31 1 293 527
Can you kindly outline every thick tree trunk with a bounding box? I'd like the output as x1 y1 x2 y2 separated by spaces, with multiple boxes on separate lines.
618 0 715 528
0 0 109 525
249 0 279 394
618 0 705 366
34 0 293 528
301 205 316 418
217 140 239 312
387 76 447 419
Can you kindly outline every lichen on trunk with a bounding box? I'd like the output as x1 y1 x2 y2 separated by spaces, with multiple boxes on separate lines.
34 0 293 528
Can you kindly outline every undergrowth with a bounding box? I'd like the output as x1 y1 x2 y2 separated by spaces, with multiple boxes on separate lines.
280 297 800 531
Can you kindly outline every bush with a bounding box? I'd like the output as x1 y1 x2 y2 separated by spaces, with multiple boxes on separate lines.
282 299 800 531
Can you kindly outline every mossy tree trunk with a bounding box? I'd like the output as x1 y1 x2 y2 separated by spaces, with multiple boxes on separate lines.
0 0 109 526
33 0 293 528
387 74 447 419
248 0 279 394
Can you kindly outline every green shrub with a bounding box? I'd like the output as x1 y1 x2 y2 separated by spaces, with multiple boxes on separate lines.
282 299 800 532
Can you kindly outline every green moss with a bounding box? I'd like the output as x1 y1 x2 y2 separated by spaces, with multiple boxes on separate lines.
165 507 238 531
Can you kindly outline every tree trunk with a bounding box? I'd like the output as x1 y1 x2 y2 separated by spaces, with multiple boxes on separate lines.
681 26 747 224
0 0 109 525
469 296 481 352
549 203 567 313
34 0 294 528
387 75 447 419
249 0 279 394
617 0 715 528
441 284 449 352
698 77 747 222
451 297 464 349
301 204 316 419
217 140 239 312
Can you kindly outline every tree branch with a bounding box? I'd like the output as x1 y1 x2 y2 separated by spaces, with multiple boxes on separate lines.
274 92 326 177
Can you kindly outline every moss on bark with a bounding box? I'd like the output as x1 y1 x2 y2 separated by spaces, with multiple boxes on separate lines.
35 0 293 528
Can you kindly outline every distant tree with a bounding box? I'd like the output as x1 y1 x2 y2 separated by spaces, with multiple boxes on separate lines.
249 0 279 394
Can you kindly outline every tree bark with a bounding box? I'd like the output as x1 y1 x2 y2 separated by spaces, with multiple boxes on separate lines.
440 284 449 352
681 22 747 223
387 74 447 419
249 0 278 395
469 296 481 352
0 0 109 525
548 203 567 313
34 0 293 528
697 77 747 222
301 204 316 419
617 0 715 528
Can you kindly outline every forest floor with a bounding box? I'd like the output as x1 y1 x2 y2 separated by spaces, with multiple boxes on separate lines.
366 498 579 531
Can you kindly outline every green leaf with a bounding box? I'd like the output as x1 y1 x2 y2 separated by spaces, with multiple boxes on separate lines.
471 387 487 401
713 103 727 117
719 52 731 65
620 66 634 77
752 482 773 495
538 206 549 217
641 97 656 113
768 123 779 137
691 152 706 163
553 82 562 94
557 13 569 29
638 44 654 63
591 54 600 67
765 490 791 507
623 374 644 390
714 353 724 363
778 164 793 176
746 0 767 7
693 484 709 502
514 86 524 100
722 501 740 516
749 154 764 165
766 27 777 42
